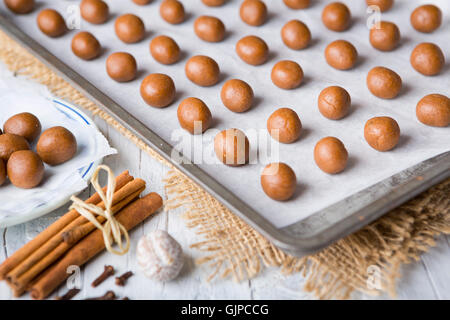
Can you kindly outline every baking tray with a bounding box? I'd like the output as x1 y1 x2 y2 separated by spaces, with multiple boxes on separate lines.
1 14 449 257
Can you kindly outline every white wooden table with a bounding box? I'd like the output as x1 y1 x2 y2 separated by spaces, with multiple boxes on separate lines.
0 113 449 300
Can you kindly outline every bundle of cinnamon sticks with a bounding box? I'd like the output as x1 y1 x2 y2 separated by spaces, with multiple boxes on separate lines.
0 171 163 299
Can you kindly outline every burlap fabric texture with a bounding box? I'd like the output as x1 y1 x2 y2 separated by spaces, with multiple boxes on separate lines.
1 30 449 299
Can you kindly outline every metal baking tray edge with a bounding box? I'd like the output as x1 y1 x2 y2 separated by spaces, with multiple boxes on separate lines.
1 14 449 257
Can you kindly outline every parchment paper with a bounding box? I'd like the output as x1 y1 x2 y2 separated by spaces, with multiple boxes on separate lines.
0 66 116 221
1 0 448 227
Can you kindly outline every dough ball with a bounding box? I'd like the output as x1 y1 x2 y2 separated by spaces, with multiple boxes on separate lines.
37 9 67 37
314 137 348 174
364 116 400 151
140 73 176 108
3 112 41 142
261 162 297 201
194 16 226 43
411 4 442 33
236 35 269 66
410 42 445 76
37 126 77 165
150 35 180 65
160 0 185 25
325 40 358 70
366 0 393 12
185 55 220 87
271 60 303 90
177 97 212 134
214 128 249 166
267 108 302 144
283 0 309 10
220 79 254 113
281 20 311 50
0 133 30 161
4 0 34 14
240 0 267 26
0 159 6 186
318 86 351 120
106 52 137 82
115 14 145 43
416 94 450 127
7 150 44 189
322 2 351 32
132 0 152 5
71 31 101 60
202 0 226 7
369 21 400 51
366 66 402 99
80 0 109 24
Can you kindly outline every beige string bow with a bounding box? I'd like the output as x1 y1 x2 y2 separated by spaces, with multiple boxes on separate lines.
70 165 130 255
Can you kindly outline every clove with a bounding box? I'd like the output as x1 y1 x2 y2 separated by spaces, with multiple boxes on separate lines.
86 290 117 300
115 271 134 286
55 288 80 300
91 265 115 287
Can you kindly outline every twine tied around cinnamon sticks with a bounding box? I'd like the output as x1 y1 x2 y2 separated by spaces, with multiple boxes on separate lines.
70 165 130 255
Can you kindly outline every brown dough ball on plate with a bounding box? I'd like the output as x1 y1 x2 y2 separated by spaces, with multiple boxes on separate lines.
366 66 402 99
71 31 101 60
261 162 297 201
194 16 226 43
37 9 67 38
150 35 180 65
160 0 185 25
283 0 309 10
322 2 351 32
318 86 351 120
410 43 445 76
281 20 311 50
177 97 212 134
267 108 302 144
202 0 226 6
314 137 348 174
37 126 77 165
416 94 450 127
80 0 109 24
185 55 220 87
369 21 400 51
220 79 254 113
366 0 393 12
0 159 6 186
364 116 400 151
4 0 34 14
271 60 303 90
115 14 145 43
133 0 152 5
240 0 267 26
140 73 176 108
410 4 442 33
7 150 44 189
106 52 137 82
0 133 30 161
214 128 250 166
3 112 41 142
236 35 269 66
325 40 358 70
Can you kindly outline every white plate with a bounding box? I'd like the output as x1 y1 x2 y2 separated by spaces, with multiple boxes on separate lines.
0 98 102 228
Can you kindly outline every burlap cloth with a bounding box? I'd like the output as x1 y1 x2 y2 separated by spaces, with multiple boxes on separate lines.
1 30 449 299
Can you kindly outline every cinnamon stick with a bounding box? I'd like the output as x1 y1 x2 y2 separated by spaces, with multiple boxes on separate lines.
30 192 163 300
7 180 146 292
0 171 132 280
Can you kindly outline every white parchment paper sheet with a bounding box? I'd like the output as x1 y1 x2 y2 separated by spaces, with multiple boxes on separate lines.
1 0 448 227
0 66 116 222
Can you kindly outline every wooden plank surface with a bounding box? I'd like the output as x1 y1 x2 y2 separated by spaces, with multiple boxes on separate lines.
0 113 448 300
